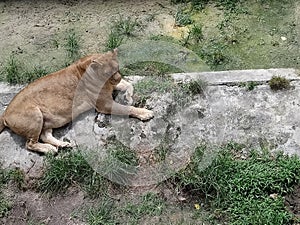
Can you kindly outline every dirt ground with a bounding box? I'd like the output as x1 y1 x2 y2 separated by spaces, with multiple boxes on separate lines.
0 0 179 70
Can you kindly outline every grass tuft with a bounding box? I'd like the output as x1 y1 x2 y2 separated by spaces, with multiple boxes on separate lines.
2 55 49 84
38 150 108 197
181 79 207 95
4 55 21 84
105 16 139 51
124 192 165 223
0 167 25 218
107 141 139 166
175 8 193 26
86 198 116 225
105 31 124 51
0 195 11 218
65 29 81 61
112 16 139 37
269 76 291 91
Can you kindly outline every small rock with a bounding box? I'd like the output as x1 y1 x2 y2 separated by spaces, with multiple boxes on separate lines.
281 36 287 41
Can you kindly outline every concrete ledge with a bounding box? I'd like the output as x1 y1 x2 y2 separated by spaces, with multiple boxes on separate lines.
1 68 300 175
171 68 299 85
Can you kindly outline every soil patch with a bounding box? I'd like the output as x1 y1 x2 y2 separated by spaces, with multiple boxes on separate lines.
1 187 85 225
285 185 300 219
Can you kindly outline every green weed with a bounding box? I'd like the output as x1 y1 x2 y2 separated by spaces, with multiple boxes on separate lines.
0 195 11 218
239 81 259 91
3 55 21 84
198 40 227 68
105 16 140 50
111 16 139 37
0 168 10 218
181 24 204 47
107 141 139 166
124 192 165 223
65 29 81 61
189 24 204 44
175 8 193 26
22 65 49 83
174 143 300 224
0 167 24 218
149 34 179 44
269 76 291 91
172 0 243 12
2 55 49 84
181 79 207 95
133 76 175 106
134 76 175 95
38 150 108 196
86 198 117 225
105 31 124 51
26 219 46 225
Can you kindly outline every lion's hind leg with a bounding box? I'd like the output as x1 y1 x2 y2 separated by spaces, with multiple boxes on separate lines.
5 106 57 154
40 129 73 148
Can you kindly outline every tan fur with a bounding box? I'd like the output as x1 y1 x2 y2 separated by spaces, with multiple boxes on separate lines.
0 49 153 153
0 115 4 133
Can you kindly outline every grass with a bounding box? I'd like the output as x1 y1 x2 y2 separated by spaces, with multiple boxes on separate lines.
269 76 291 91
0 195 10 219
83 192 166 225
105 31 124 51
171 0 244 12
174 143 300 224
133 75 175 107
1 29 82 84
107 140 139 167
111 16 140 37
86 198 116 225
181 79 207 95
65 29 81 61
133 74 206 108
239 81 259 91
175 8 193 27
105 16 140 50
38 150 108 197
0 167 24 218
183 24 204 46
1 55 49 84
124 192 166 223
3 55 20 84
122 61 182 77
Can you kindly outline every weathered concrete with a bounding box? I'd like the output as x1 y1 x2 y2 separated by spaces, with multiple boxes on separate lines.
172 68 300 85
172 68 300 156
1 68 300 180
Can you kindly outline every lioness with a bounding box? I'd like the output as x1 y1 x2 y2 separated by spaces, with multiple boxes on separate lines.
0 49 153 153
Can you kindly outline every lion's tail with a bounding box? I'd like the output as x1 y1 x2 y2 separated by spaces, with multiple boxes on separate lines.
0 115 5 133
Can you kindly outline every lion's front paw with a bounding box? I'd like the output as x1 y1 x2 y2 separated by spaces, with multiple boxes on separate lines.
137 108 154 121
58 140 76 149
